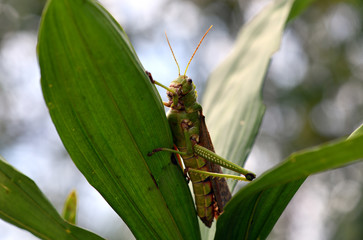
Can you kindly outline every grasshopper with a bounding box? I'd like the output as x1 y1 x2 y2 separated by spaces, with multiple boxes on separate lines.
147 26 256 227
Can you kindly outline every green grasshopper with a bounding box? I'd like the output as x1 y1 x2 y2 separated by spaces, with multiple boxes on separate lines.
147 25 256 227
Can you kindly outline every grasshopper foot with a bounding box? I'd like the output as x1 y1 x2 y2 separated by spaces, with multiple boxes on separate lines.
245 173 256 181
145 71 155 84
147 148 163 156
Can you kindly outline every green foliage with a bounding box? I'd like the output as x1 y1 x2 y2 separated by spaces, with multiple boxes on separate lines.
203 0 294 189
37 0 199 239
0 156 104 240
201 0 295 237
216 133 363 239
0 0 361 239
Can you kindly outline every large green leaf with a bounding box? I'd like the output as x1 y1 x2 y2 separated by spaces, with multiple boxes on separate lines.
202 0 295 189
199 0 295 238
0 156 104 240
215 132 363 239
38 0 199 239
200 0 361 238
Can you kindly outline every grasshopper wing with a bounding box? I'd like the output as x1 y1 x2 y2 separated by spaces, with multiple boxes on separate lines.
199 111 232 214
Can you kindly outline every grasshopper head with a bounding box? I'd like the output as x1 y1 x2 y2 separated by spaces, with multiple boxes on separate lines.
170 75 195 95
167 75 197 110
164 26 212 110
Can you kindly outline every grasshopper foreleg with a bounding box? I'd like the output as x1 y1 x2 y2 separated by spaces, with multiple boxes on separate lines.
146 71 173 92
146 70 178 107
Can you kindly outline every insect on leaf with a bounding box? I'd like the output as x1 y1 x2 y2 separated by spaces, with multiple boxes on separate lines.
38 0 199 239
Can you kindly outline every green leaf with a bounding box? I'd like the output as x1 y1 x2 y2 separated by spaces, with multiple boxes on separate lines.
38 0 199 239
348 123 363 139
0 156 104 240
201 0 363 237
202 0 295 190
200 0 295 238
201 0 363 238
216 134 363 239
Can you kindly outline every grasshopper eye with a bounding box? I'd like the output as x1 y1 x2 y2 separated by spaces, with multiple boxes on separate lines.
187 78 193 84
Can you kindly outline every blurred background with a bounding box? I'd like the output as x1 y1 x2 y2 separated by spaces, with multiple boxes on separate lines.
0 0 362 239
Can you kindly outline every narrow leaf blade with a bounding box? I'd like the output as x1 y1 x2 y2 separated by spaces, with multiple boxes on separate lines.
0 156 104 240
216 134 363 239
200 0 295 237
202 0 295 191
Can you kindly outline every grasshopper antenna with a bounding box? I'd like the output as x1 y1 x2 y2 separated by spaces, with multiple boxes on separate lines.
184 25 213 76
165 32 181 76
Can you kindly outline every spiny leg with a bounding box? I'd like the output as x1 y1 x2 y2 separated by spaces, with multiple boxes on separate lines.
187 168 251 182
193 145 256 181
